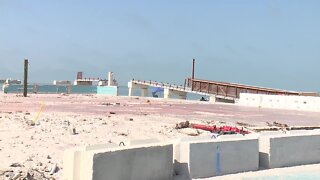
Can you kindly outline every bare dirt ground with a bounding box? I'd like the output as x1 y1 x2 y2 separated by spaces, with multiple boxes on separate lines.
1 93 320 179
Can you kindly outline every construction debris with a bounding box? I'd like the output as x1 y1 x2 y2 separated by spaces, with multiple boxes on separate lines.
0 169 13 176
191 124 250 135
10 163 23 167
175 121 190 129
180 128 200 136
273 121 289 128
10 171 21 180
26 120 36 126
250 125 320 132
266 121 289 128
175 121 251 135
49 163 58 175
69 127 77 135
236 121 254 127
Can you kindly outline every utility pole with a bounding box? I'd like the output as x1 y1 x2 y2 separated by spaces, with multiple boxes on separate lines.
191 58 195 91
23 59 28 97
192 58 195 79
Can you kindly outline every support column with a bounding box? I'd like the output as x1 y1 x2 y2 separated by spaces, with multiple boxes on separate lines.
128 88 133 96
108 72 113 86
164 88 172 99
67 85 72 94
141 88 148 97
210 95 216 103
33 84 38 94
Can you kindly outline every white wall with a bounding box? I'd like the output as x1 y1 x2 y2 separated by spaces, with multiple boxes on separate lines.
238 93 320 112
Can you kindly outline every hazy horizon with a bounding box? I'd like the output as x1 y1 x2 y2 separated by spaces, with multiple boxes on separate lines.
1 1 320 92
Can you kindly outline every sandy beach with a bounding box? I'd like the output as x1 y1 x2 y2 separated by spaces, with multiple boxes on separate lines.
1 93 320 179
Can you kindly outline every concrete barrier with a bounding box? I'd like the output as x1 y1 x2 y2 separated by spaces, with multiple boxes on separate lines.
259 131 320 169
239 93 320 112
63 142 173 180
174 135 259 179
64 133 320 180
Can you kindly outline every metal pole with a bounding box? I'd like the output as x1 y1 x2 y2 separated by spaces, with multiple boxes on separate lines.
192 58 195 79
191 58 195 91
23 59 28 97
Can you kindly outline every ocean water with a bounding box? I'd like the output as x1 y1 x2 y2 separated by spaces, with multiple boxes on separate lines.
1 84 207 101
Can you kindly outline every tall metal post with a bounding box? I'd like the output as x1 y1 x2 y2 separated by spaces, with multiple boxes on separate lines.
191 58 195 91
23 59 28 97
192 58 195 79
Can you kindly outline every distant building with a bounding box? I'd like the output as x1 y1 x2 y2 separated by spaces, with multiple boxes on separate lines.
74 78 101 86
73 72 117 86
53 80 71 86
5 79 21 85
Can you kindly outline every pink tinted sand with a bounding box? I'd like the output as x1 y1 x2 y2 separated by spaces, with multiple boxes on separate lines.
1 93 320 179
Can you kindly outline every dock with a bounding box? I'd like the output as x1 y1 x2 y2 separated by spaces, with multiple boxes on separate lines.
128 78 313 102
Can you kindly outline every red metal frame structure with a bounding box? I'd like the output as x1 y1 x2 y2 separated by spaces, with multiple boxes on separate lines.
187 78 301 99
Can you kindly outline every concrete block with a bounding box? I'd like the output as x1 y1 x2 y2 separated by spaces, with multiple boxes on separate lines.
239 93 320 112
63 147 85 180
260 95 286 109
238 93 261 107
285 96 306 111
259 132 320 169
174 136 259 179
64 143 173 180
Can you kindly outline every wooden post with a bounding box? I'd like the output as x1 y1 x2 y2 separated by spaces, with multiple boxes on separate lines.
23 59 28 97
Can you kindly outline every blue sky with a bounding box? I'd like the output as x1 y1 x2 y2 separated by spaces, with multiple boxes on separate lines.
0 1 319 91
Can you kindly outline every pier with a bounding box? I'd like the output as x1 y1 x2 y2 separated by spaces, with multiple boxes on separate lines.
128 78 313 102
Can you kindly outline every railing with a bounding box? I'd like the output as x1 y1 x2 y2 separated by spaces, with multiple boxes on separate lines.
132 79 188 91
131 78 307 99
187 78 301 99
